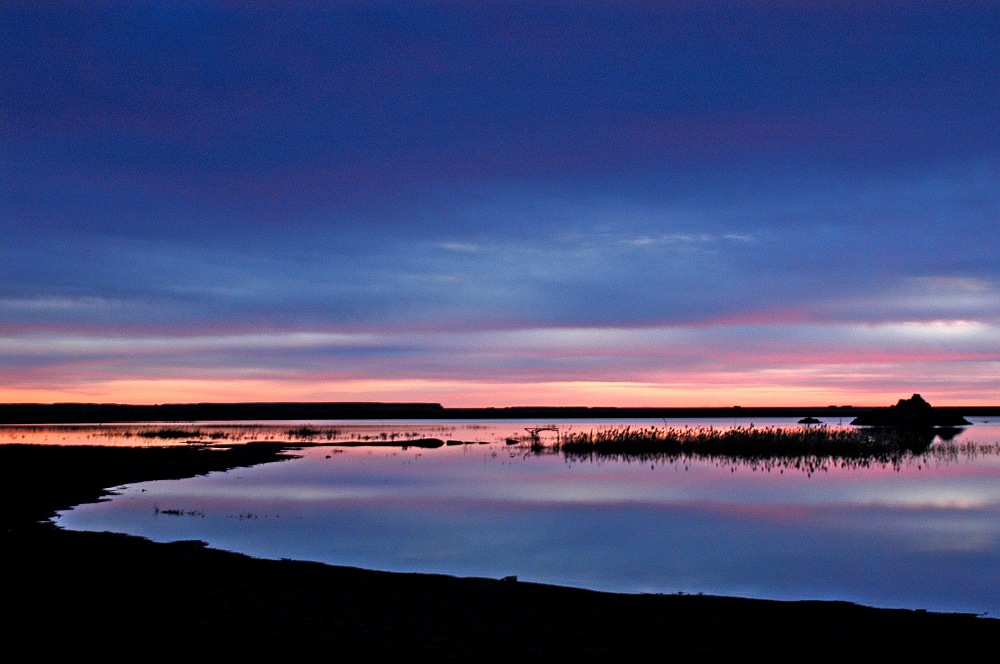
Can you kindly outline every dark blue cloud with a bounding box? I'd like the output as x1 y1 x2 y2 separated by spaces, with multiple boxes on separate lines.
4 2 998 234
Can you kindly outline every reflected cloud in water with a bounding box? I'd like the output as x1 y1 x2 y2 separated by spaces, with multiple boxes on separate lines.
48 419 1000 617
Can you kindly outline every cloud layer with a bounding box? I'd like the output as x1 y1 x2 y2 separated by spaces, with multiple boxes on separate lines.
2 3 998 405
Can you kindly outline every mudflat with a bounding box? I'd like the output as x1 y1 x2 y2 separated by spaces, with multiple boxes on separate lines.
4 443 997 662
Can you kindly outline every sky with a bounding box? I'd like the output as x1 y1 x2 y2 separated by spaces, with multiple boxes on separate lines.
2 1 999 407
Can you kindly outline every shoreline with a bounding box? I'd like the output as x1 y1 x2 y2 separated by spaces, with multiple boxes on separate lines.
4 442 998 660
4 401 1000 425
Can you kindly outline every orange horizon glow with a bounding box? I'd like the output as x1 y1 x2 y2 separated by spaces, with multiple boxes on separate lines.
2 322 996 409
0 377 994 408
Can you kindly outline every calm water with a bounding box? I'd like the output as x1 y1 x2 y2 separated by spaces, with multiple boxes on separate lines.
20 418 1000 616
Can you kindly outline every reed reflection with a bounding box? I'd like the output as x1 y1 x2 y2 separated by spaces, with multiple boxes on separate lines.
521 425 996 474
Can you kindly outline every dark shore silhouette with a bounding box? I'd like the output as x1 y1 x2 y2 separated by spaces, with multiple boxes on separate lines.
2 399 997 424
4 441 998 661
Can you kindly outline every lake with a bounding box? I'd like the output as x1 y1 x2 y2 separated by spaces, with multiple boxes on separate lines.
12 417 999 616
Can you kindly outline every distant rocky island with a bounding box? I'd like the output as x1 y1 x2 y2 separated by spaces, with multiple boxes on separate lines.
850 394 972 427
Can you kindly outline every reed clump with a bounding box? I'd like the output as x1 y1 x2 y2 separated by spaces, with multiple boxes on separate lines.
286 426 322 439
133 428 204 439
549 425 938 471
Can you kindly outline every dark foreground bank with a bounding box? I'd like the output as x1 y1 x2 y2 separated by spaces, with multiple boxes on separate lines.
4 444 998 662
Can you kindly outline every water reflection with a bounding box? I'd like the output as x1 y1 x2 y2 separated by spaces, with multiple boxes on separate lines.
523 425 999 475
0 420 526 447
43 419 1000 616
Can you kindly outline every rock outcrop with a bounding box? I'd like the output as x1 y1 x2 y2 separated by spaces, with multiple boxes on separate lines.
850 394 971 427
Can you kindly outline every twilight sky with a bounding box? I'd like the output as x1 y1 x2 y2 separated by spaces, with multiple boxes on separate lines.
2 1 999 407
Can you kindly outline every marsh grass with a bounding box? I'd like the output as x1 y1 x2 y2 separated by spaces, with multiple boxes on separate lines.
537 425 945 472
134 428 204 439
287 426 322 439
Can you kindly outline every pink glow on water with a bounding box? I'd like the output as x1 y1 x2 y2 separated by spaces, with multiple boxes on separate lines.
51 420 1000 615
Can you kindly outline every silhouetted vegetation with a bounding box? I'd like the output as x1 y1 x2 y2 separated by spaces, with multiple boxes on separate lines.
531 425 948 472
134 428 204 439
287 426 322 439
